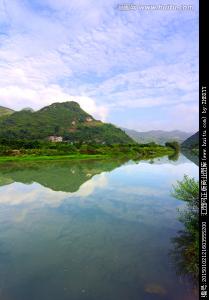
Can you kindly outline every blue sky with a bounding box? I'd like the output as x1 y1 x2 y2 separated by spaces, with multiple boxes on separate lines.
0 0 198 132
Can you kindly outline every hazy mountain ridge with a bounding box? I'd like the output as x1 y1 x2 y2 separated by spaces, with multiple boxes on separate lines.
123 128 193 145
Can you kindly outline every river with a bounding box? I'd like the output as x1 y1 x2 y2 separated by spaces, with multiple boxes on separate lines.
0 154 198 300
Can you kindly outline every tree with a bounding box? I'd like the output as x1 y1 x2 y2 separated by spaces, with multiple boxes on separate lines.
165 141 180 152
171 175 199 285
172 175 199 208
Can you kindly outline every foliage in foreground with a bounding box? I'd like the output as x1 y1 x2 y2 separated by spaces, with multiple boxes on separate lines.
171 175 199 285
172 175 199 208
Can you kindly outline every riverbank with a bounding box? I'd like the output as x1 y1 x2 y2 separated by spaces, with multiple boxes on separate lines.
0 154 107 162
0 145 174 163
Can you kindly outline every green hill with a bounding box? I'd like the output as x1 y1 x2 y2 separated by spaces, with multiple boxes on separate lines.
0 106 15 117
0 101 133 144
181 131 199 151
123 128 193 145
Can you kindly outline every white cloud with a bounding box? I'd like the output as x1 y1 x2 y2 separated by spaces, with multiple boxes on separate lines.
0 173 108 207
0 0 198 131
77 62 198 111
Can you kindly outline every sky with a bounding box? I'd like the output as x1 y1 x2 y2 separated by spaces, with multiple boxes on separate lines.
0 0 198 132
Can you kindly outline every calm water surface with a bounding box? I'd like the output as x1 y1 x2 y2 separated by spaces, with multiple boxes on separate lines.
0 155 198 300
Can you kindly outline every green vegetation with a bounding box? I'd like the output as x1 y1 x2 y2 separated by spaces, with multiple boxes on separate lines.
0 102 180 162
0 106 15 117
0 154 106 162
165 141 180 152
181 131 199 153
168 151 180 161
0 102 133 144
0 158 127 192
191 148 199 155
172 175 199 207
171 175 199 284
0 140 174 162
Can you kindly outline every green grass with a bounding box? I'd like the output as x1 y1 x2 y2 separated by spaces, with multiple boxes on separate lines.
0 146 174 163
0 154 108 162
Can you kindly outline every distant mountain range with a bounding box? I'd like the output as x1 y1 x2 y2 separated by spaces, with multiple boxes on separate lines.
0 102 197 146
123 128 193 145
0 102 133 144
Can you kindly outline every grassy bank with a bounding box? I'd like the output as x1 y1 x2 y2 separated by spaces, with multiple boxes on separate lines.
0 154 107 162
0 144 175 163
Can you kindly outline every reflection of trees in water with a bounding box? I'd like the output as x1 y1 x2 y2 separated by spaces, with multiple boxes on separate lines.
170 211 199 286
168 151 180 161
0 159 127 192
170 175 199 287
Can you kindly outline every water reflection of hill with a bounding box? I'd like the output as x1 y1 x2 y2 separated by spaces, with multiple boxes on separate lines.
0 159 126 192
181 150 199 166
